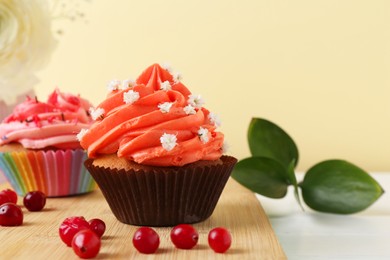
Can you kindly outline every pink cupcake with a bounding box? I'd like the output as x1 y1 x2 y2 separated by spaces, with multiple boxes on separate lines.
0 89 96 197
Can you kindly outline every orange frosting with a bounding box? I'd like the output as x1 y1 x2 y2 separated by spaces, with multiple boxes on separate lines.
80 64 224 166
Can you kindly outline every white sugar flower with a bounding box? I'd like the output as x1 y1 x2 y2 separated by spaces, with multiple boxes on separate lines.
222 141 230 153
173 72 182 82
158 102 173 113
89 107 105 120
76 128 89 141
183 104 196 115
188 94 205 108
123 90 140 104
160 80 172 91
122 79 135 89
161 63 173 73
160 133 177 151
107 79 121 91
208 112 221 127
198 127 209 143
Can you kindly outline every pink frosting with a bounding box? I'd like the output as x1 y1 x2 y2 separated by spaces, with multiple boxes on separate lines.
0 88 93 149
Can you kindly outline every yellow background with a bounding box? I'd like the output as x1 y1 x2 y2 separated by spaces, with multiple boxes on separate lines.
36 0 390 171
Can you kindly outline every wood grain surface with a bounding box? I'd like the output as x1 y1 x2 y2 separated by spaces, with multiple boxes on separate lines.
0 178 286 259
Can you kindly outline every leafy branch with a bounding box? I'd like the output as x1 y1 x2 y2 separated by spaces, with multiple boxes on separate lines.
232 118 384 214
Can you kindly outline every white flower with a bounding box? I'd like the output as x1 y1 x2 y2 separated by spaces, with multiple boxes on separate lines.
89 107 105 120
160 80 172 91
173 72 182 82
107 79 121 91
122 79 135 89
208 112 221 127
198 127 209 143
183 104 196 115
158 102 173 113
160 133 177 151
161 63 173 73
0 0 56 105
123 90 140 104
76 128 89 141
222 141 230 153
188 94 205 108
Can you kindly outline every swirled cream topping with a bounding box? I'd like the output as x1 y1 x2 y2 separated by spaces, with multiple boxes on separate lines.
80 63 225 166
0 88 93 149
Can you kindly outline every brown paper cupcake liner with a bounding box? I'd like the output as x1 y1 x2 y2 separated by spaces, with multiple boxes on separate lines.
84 156 237 226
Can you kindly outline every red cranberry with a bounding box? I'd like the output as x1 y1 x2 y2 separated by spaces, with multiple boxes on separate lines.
88 218 106 238
0 203 23 226
72 229 101 259
132 227 160 254
59 216 90 246
23 191 46 212
0 189 18 204
208 227 232 253
170 224 199 249
0 194 9 206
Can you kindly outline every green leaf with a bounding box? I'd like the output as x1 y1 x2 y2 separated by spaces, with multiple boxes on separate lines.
300 160 385 214
287 159 304 210
231 157 289 198
286 159 298 186
248 118 299 169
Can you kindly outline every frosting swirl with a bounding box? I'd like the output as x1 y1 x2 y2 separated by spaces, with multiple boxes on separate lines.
0 88 93 149
80 64 224 166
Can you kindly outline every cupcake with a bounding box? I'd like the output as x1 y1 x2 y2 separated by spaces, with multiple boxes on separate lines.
0 89 96 197
81 63 237 226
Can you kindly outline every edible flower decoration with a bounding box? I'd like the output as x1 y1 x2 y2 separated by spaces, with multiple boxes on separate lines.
160 81 172 91
123 90 140 105
208 112 221 127
183 104 196 115
158 102 173 113
160 133 177 151
122 79 135 89
173 72 182 83
107 80 121 91
188 94 205 108
89 107 105 121
76 128 89 141
198 127 209 143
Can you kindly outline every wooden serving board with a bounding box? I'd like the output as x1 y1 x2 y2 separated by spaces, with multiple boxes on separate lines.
0 178 286 259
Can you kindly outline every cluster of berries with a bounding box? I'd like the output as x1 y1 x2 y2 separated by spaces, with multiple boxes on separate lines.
1 189 231 259
59 216 231 259
59 216 105 259
0 188 46 226
134 224 232 254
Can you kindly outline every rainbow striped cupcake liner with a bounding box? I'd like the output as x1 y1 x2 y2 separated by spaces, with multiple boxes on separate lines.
0 149 96 197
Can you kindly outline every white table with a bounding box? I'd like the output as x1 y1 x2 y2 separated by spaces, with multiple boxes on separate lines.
257 173 390 260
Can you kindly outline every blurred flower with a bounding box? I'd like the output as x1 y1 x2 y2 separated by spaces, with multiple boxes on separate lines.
0 0 57 104
0 0 90 106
